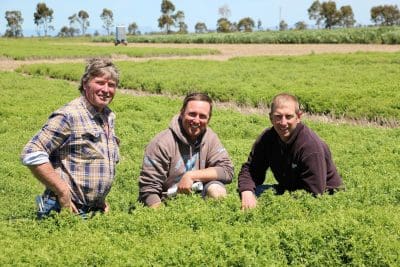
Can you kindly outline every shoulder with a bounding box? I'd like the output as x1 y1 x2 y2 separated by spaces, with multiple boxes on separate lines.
256 127 276 144
296 124 325 152
146 128 176 154
52 97 84 118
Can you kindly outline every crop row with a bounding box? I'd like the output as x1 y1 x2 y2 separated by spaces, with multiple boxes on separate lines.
0 38 218 60
93 26 400 44
1 72 399 265
16 52 400 122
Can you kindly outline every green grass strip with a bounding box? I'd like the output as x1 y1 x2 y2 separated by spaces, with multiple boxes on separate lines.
1 72 400 265
0 37 219 60
16 52 400 121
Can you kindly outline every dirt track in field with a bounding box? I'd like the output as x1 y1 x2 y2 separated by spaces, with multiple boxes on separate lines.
1 43 400 71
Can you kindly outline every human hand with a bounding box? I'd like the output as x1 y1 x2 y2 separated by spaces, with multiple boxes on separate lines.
103 202 110 213
57 186 78 214
241 191 257 210
177 172 194 194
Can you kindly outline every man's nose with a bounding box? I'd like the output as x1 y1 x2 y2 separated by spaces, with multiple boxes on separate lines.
280 116 288 125
192 115 200 123
101 83 110 93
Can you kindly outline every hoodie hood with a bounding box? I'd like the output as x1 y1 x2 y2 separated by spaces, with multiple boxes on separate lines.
169 115 207 147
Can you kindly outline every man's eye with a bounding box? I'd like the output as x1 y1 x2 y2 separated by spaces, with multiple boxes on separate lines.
199 115 208 120
286 115 294 120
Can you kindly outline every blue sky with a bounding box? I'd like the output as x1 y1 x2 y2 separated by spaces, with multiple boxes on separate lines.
1 0 399 36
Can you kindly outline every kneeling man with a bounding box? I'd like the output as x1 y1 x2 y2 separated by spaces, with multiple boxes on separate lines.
239 93 344 210
139 93 234 208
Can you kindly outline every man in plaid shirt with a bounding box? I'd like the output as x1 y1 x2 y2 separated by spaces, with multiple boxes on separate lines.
21 58 120 217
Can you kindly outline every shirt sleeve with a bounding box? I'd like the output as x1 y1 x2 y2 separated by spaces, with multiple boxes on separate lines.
21 112 70 166
205 134 234 184
238 130 269 193
298 151 327 195
138 140 171 207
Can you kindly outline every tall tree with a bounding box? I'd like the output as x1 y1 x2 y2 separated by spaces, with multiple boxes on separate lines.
308 0 323 28
58 26 78 37
294 21 307 30
257 19 263 31
69 11 90 36
308 0 353 29
339 5 355 28
238 17 255 32
34 2 54 36
216 18 232 33
68 14 80 35
279 20 288 31
100 8 114 35
76 10 90 35
320 1 340 29
371 5 400 26
194 22 207 33
4 10 23 37
128 22 138 35
158 0 175 33
173 10 187 33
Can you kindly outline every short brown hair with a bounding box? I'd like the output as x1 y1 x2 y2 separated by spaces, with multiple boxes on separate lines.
180 92 213 119
269 93 301 117
79 58 120 94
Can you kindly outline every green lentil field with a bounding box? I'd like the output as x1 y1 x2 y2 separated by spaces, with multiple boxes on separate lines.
0 37 399 266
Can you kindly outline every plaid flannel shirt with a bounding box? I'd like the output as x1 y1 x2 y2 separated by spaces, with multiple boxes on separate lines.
21 96 120 207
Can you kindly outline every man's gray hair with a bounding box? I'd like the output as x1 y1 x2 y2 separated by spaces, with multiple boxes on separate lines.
79 58 120 94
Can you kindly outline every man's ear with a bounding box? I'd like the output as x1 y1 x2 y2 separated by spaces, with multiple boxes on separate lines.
296 111 303 120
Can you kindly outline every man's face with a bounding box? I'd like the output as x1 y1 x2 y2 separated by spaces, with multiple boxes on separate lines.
180 100 211 142
270 100 301 142
84 75 117 112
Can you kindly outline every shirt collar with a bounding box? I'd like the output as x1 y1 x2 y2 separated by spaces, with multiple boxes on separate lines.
79 95 111 120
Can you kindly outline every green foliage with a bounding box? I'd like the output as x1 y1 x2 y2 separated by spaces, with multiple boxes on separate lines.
1 71 400 265
92 26 400 44
0 38 218 60
16 52 400 121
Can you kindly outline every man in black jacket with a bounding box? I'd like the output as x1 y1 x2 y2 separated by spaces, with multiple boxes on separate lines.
238 93 344 210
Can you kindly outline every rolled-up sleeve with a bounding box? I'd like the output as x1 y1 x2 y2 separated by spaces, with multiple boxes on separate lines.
138 142 171 207
206 136 234 184
21 113 70 166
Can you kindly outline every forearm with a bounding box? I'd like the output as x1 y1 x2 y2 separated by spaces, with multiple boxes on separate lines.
28 162 70 197
238 163 257 193
183 167 220 183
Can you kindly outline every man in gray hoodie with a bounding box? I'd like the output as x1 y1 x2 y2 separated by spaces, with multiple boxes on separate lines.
139 93 234 208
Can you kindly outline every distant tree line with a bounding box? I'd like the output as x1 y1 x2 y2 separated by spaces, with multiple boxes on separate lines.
2 1 400 37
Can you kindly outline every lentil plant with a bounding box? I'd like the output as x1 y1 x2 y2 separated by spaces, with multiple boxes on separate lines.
1 71 399 265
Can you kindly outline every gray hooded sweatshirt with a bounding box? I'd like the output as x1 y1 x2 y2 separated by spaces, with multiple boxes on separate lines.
139 115 234 206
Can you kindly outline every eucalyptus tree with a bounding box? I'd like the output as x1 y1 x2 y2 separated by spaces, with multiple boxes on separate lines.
4 10 23 37
69 11 90 36
339 5 355 28
194 22 207 33
158 0 175 33
371 5 400 26
238 17 255 32
173 10 187 33
69 10 90 35
34 2 54 36
100 8 114 35
128 22 138 35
